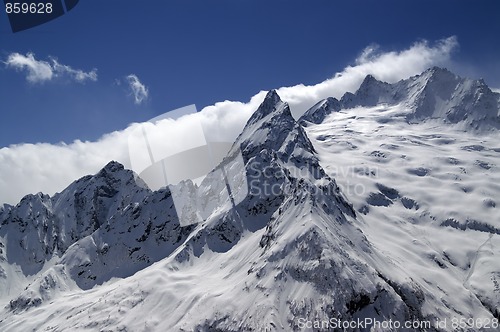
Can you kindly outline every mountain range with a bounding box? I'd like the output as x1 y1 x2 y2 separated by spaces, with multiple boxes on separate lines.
0 67 499 331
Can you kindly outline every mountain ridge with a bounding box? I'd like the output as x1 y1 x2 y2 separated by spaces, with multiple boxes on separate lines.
300 66 500 131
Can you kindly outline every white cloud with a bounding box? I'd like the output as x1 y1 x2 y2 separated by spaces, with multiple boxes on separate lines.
355 43 380 65
126 74 149 104
4 52 97 83
0 37 459 205
51 59 98 82
4 53 53 83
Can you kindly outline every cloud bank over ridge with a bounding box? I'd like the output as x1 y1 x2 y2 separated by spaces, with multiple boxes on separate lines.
0 37 459 205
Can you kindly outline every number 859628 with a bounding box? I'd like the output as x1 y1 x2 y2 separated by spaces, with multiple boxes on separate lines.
5 2 53 14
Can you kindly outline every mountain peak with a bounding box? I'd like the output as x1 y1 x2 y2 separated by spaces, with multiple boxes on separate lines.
409 67 460 91
400 67 500 129
299 97 341 125
264 89 281 104
421 66 456 82
362 73 378 83
359 73 387 89
232 89 317 158
94 160 132 182
341 73 393 108
427 66 452 74
356 74 387 94
238 90 290 136
100 160 125 173
244 90 287 127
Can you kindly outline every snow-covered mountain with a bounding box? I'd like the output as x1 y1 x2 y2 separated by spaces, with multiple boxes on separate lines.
303 67 500 131
1 68 499 331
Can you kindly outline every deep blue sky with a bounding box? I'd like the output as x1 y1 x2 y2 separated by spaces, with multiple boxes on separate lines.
1 0 500 147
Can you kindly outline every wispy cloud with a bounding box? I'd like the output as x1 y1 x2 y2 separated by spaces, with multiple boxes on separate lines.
51 59 98 82
126 74 149 105
0 37 461 205
4 52 97 83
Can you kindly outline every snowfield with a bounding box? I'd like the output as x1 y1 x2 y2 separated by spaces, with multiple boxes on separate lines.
0 68 499 331
306 103 500 328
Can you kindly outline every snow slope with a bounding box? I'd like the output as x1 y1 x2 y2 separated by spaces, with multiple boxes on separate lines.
304 104 500 328
0 68 499 331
